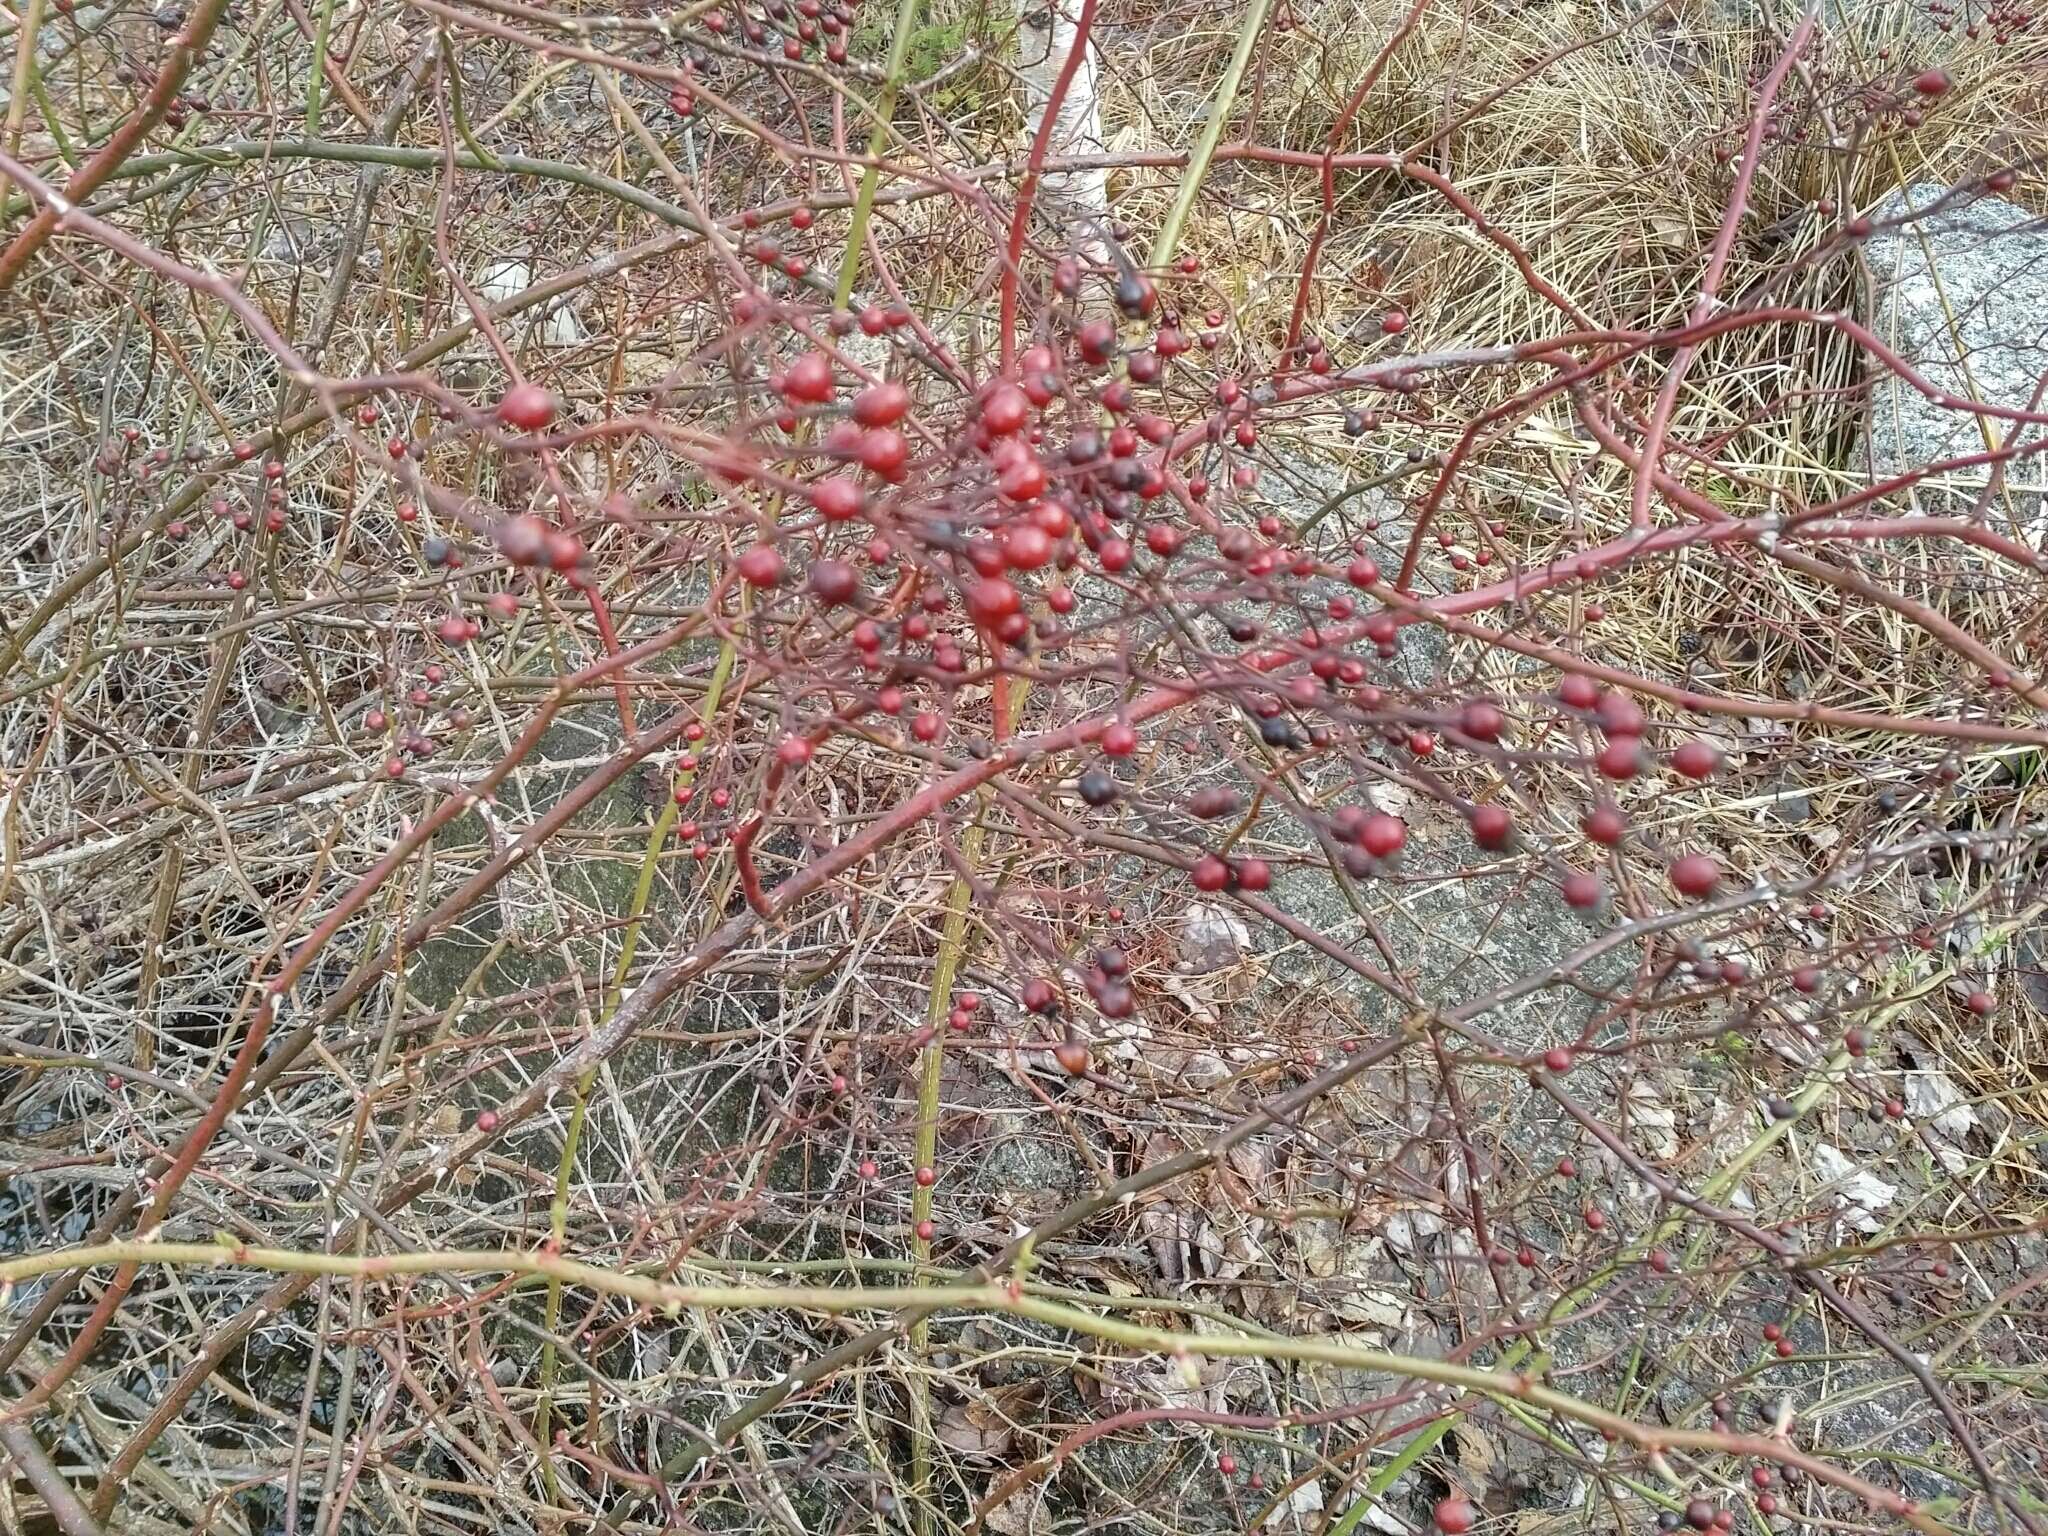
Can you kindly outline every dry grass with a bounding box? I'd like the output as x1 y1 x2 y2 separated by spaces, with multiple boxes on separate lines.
1084 0 2048 1124
3 0 2047 1531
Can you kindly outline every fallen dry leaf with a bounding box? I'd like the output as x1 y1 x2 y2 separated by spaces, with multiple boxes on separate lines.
934 1384 1040 1460
983 1488 1052 1536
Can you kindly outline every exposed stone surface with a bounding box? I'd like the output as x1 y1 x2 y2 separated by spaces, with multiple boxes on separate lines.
1230 448 1639 1052
974 1115 1088 1208
1265 827 1635 1052
404 703 671 1011
1267 448 1454 695
1862 184 2048 522
475 258 589 347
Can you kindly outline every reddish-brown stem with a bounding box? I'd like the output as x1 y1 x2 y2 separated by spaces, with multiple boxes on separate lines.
1279 0 1431 355
0 0 234 292
1628 9 1815 529
0 1421 103 1536
997 0 1102 373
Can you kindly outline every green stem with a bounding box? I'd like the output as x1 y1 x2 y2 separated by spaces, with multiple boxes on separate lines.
1323 1417 1449 1536
907 826 981 1536
2 138 708 233
1 0 50 214
441 32 503 171
534 640 736 1492
0 1237 1975 1528
304 0 339 136
0 1246 1774 1429
833 0 922 307
30 72 75 167
1147 0 1274 270
606 640 737 1013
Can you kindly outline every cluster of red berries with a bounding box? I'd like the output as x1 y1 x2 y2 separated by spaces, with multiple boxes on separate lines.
695 0 863 66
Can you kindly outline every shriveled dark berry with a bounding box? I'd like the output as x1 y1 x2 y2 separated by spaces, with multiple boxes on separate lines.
1114 272 1156 318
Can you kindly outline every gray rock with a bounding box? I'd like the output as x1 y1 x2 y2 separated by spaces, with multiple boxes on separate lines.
1267 824 1638 1053
1765 771 1813 825
1767 1355 1957 1506
1220 453 1641 1050
973 1108 1088 1213
1265 449 1453 695
404 703 670 1011
1058 443 1639 1057
260 216 329 267
1862 184 2048 523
